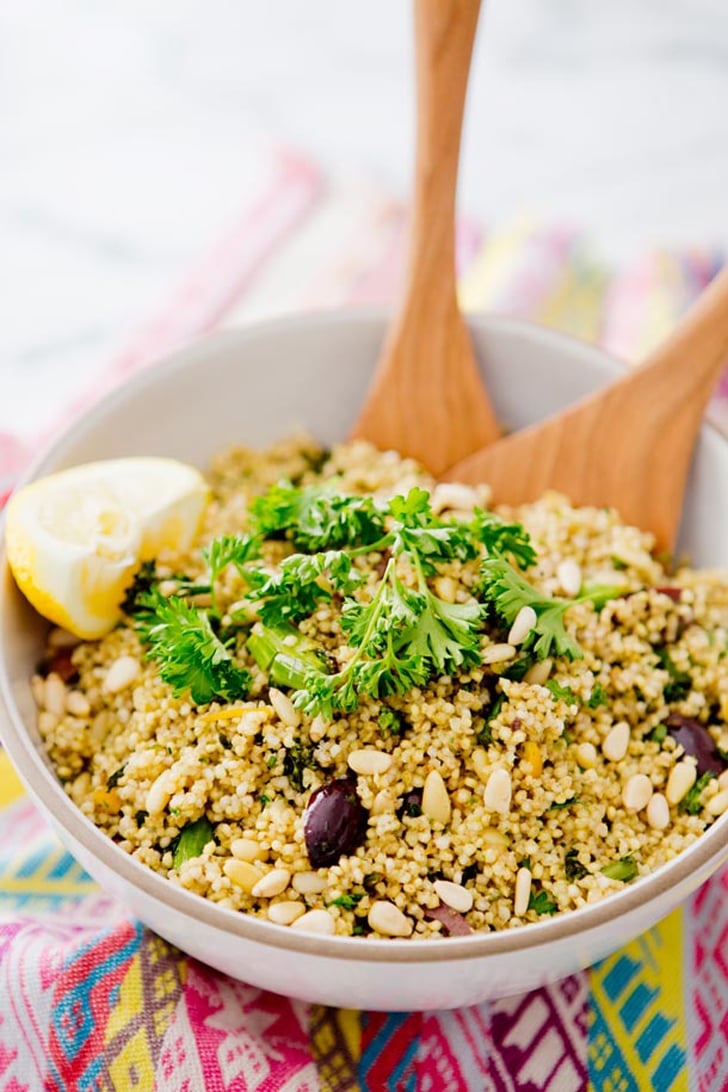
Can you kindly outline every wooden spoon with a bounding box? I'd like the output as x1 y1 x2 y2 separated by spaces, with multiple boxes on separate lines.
351 0 500 474
444 266 728 552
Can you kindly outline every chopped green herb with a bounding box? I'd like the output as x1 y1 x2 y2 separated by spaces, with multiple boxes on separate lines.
106 765 125 791
260 794 271 808
561 729 574 745
133 588 251 704
461 863 479 884
378 707 404 737
527 889 558 915
517 857 531 869
648 723 668 745
610 556 628 571
134 810 148 828
546 680 579 704
655 646 692 703
352 921 369 936
680 771 715 815
565 849 588 881
477 693 505 747
201 533 261 608
600 855 638 882
120 560 158 614
501 654 535 681
363 871 384 890
327 892 364 910
219 734 232 751
283 740 315 793
173 816 214 870
267 754 278 769
588 683 608 709
548 796 578 811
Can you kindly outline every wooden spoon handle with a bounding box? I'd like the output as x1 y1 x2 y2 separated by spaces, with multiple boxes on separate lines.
351 0 500 471
407 0 481 301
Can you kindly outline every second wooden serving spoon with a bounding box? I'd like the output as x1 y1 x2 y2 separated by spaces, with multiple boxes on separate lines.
444 265 728 552
351 0 500 474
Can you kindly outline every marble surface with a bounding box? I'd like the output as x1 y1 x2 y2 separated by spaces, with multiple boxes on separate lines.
3 0 728 436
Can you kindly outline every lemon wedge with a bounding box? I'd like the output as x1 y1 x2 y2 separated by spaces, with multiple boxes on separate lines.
5 457 209 639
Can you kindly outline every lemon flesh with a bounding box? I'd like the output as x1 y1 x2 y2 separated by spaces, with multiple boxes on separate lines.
5 457 210 639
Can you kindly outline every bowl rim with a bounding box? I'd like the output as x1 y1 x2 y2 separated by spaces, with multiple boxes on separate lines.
2 307 728 965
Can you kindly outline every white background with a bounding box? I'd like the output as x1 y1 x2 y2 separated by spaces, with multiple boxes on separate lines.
3 0 728 429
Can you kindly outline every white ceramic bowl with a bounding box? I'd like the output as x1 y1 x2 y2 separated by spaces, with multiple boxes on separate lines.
2 311 728 1012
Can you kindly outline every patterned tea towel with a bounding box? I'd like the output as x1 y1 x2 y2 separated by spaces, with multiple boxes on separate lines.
0 151 727 1091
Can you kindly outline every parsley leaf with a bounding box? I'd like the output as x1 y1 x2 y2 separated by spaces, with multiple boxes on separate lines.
480 557 621 661
134 588 251 704
378 707 404 736
202 533 260 601
249 482 386 552
470 509 537 570
548 795 579 811
588 682 608 709
250 550 364 627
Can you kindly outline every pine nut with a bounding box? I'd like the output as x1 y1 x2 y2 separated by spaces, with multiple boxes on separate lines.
223 858 262 892
557 559 582 597
508 606 537 646
44 673 67 718
603 722 630 762
482 643 516 665
430 483 479 514
291 909 336 935
269 687 300 727
146 770 173 815
484 768 512 814
514 868 532 917
524 658 553 686
292 871 328 895
471 748 490 783
268 901 305 926
251 868 291 899
576 742 598 769
646 793 670 830
38 711 58 734
371 790 395 816
666 761 696 805
231 837 268 863
66 690 91 718
433 879 473 914
622 773 653 813
422 770 451 824
707 789 728 817
31 675 46 707
481 827 508 850
309 715 328 742
521 741 543 778
104 656 140 694
368 901 413 937
348 749 392 777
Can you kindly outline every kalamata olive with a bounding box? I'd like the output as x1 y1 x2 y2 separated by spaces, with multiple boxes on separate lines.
656 587 683 602
664 714 725 776
304 777 368 868
41 649 79 684
424 903 473 936
397 787 423 820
